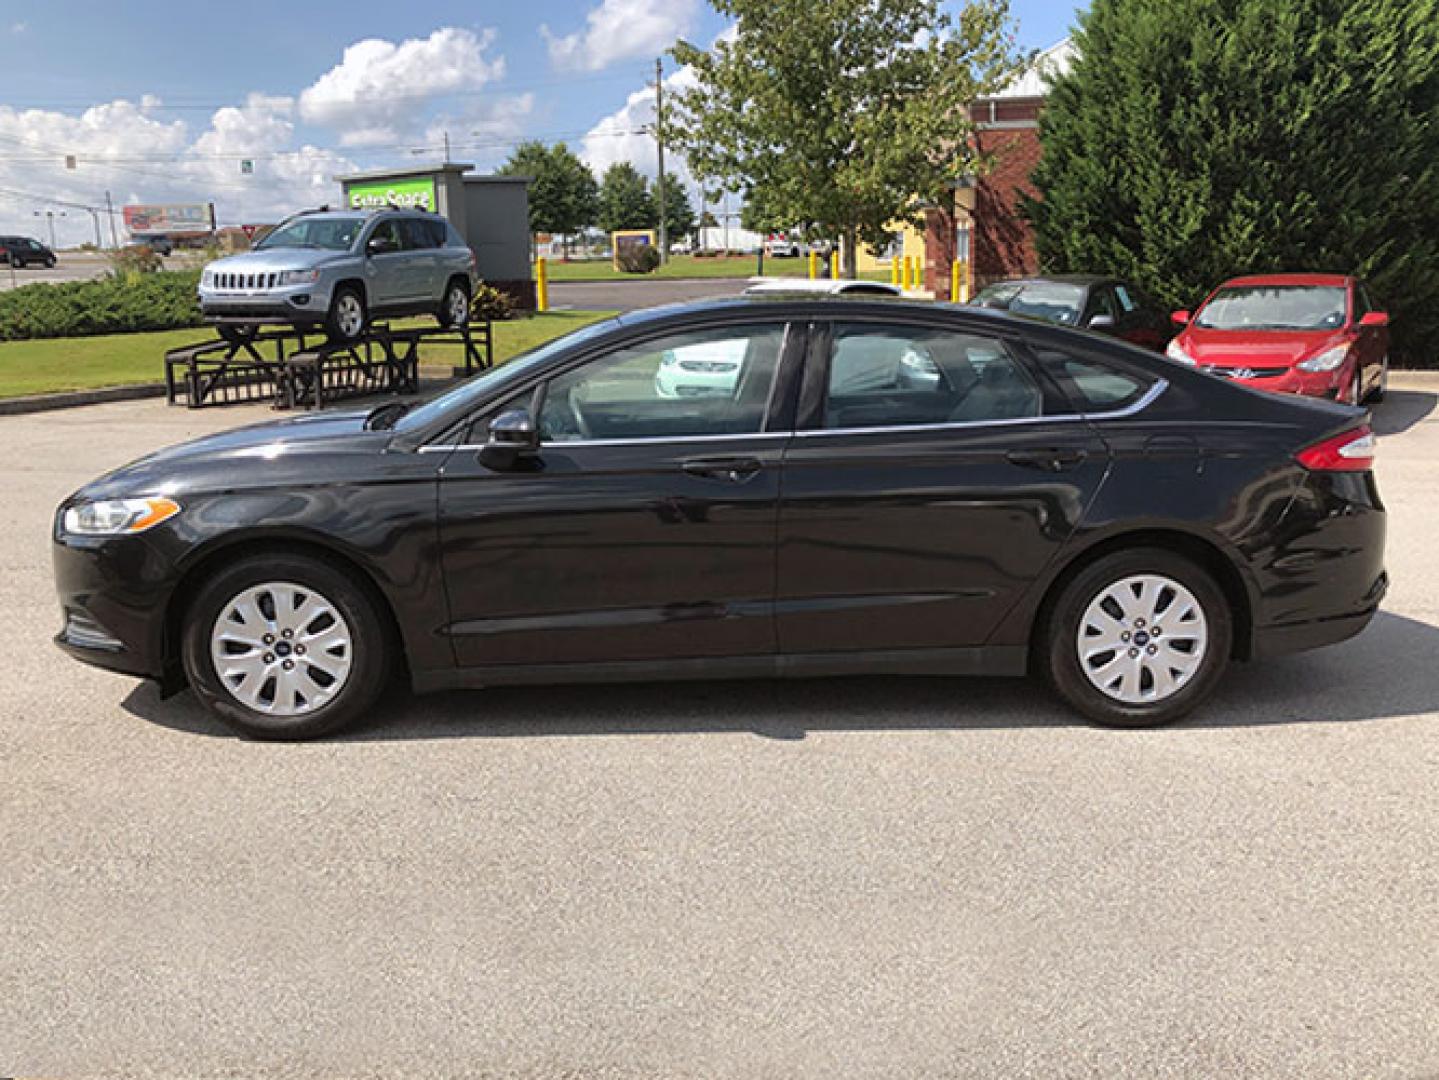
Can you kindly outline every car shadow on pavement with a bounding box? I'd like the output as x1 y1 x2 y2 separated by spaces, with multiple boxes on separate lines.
122 610 1439 742
1372 389 1436 437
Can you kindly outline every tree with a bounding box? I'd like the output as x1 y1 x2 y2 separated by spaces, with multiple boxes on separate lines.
1028 0 1439 362
663 0 1025 276
597 163 656 234
658 182 696 242
497 141 599 257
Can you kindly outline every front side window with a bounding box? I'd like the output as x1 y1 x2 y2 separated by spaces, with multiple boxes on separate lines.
823 324 1044 429
1195 285 1348 331
539 324 786 442
366 221 402 253
399 218 438 250
257 216 364 252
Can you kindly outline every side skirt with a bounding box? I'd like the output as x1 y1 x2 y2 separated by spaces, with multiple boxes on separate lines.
411 646 1029 693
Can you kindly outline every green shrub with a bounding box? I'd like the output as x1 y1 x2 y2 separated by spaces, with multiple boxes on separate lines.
470 281 516 322
0 270 203 341
616 244 661 274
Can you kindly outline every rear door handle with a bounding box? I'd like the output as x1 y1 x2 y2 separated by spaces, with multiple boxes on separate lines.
682 457 763 483
1006 448 1088 472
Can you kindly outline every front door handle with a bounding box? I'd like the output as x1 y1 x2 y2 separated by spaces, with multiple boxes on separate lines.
682 457 763 483
1006 447 1088 472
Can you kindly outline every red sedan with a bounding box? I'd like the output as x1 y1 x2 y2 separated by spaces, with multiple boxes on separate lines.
1165 273 1389 404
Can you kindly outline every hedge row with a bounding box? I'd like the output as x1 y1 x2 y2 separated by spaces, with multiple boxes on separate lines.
0 271 204 342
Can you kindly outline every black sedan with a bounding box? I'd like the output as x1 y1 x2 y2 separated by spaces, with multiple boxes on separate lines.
53 298 1386 739
971 274 1172 350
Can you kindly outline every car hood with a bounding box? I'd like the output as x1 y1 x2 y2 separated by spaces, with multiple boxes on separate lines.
1179 327 1346 368
204 248 348 275
71 409 392 501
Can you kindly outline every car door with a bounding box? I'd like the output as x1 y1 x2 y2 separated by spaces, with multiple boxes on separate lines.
398 217 441 305
435 320 802 669
1351 281 1387 392
775 317 1111 656
361 219 408 310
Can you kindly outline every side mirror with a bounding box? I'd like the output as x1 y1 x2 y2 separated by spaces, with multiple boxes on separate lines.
478 408 539 471
1087 313 1116 331
1171 310 1192 327
366 237 392 257
1359 311 1389 328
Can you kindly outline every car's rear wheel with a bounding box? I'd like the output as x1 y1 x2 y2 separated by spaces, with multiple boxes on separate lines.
326 286 367 343
181 554 391 740
1041 548 1232 728
437 279 470 329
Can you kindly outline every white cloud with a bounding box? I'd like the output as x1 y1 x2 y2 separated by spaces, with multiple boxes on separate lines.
0 94 354 245
580 63 696 189
10 21 27 34
298 27 506 147
541 0 696 73
421 93 537 170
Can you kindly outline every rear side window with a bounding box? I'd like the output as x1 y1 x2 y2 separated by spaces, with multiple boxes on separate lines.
1035 348 1156 412
823 323 1046 429
400 218 438 250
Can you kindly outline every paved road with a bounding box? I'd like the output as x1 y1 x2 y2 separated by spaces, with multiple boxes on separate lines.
2 380 1438 1077
550 276 749 312
0 252 202 292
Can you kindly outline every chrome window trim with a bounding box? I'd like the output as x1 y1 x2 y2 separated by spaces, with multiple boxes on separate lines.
417 377 1168 452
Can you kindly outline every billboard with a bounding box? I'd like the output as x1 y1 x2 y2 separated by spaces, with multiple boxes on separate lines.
123 203 214 236
346 177 437 212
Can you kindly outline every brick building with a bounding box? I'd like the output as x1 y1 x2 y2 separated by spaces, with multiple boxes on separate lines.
923 39 1075 296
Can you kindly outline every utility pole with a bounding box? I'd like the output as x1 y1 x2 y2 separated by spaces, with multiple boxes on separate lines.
88 209 102 248
443 130 452 164
33 209 65 248
654 57 668 265
104 190 119 249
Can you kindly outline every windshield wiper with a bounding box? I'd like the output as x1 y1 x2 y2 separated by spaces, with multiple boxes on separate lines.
364 401 413 430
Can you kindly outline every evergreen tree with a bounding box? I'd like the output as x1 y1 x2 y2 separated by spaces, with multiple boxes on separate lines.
1028 0 1439 361
657 182 697 242
597 163 657 234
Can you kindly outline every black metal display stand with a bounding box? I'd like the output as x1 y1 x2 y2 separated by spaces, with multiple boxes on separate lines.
164 320 493 410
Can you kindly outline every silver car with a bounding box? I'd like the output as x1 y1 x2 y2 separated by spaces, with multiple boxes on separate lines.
198 208 476 342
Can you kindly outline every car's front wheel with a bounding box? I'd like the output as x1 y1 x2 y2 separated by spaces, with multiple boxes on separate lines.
326 286 367 343
181 553 391 740
1041 548 1232 728
437 279 470 329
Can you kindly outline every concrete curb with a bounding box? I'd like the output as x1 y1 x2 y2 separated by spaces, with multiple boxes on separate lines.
0 382 168 416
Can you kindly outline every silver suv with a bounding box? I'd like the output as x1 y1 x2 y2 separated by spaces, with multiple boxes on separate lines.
198 208 476 343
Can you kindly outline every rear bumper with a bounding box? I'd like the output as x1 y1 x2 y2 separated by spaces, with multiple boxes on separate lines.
1252 572 1386 658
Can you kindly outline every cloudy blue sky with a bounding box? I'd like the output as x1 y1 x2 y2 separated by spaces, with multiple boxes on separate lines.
0 0 1082 245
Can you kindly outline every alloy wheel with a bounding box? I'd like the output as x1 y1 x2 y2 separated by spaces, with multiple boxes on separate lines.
447 286 470 326
209 581 354 717
336 294 364 339
1076 574 1209 704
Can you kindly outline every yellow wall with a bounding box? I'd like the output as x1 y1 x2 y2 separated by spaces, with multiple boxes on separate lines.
851 220 926 273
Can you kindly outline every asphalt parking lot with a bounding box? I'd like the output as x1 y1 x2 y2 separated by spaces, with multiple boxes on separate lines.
3 378 1438 1077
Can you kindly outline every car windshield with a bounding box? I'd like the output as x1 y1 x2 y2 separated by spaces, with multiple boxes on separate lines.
392 317 622 436
975 281 1085 326
1196 285 1348 331
257 216 364 252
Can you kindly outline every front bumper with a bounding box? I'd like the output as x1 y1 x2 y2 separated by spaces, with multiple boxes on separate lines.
52 531 176 681
1201 363 1346 400
199 284 328 322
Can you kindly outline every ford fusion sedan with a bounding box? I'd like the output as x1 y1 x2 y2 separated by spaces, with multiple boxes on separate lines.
53 298 1386 740
1165 273 1389 404
198 208 476 344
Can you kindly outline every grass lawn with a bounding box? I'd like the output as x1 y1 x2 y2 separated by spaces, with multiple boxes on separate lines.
0 310 617 400
543 252 890 283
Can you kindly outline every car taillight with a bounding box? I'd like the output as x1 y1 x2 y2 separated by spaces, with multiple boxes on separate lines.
1296 425 1376 472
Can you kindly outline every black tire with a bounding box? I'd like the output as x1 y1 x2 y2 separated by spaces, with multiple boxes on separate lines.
181 553 392 740
437 278 471 329
326 285 367 343
44 256 56 269
217 324 257 346
11 256 24 269
1366 360 1388 405
1039 547 1232 728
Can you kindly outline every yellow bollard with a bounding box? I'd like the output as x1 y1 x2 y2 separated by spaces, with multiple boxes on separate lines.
830 249 840 280
956 259 970 303
890 257 900 287
950 259 960 303
902 256 914 291
808 250 818 280
535 257 549 312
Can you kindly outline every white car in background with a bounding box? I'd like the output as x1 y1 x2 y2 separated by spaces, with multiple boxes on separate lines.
654 337 750 398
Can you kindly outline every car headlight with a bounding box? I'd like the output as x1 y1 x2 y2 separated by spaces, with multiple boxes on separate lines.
280 269 321 285
62 497 181 536
660 352 678 366
1296 344 1349 373
1165 338 1196 365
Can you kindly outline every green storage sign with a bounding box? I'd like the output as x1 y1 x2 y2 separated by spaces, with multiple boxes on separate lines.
346 177 437 212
